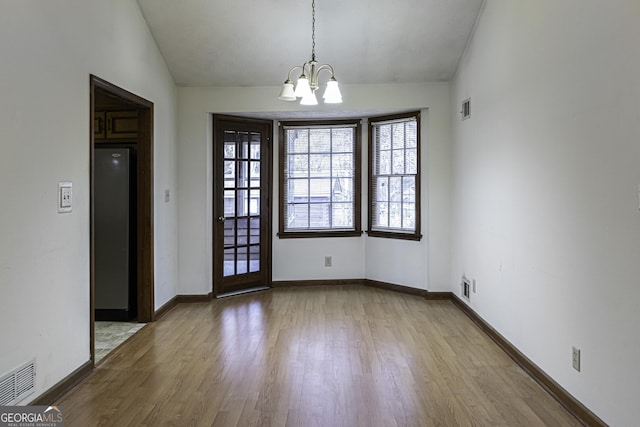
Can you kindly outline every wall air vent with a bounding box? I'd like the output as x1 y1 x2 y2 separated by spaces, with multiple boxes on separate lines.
0 359 36 405
461 275 471 301
461 98 471 120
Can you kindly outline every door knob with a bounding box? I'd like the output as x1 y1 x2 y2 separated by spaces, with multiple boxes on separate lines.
217 216 226 223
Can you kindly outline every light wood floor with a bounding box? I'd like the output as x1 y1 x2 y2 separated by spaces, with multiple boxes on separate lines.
58 286 580 426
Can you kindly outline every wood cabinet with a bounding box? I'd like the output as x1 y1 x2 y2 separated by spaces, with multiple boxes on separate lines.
95 111 138 140
94 112 106 138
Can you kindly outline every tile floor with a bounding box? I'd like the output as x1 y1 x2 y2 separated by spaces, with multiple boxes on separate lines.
94 321 145 363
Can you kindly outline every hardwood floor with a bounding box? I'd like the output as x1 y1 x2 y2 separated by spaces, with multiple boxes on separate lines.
57 286 580 426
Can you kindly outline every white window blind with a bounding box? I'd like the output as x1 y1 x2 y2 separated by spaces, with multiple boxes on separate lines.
369 113 421 238
281 123 359 234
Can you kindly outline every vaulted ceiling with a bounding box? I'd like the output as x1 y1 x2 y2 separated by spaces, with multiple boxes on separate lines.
136 0 484 88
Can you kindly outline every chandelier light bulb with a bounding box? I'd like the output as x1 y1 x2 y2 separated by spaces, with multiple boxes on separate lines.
300 91 318 106
278 80 296 101
294 75 312 99
322 78 342 103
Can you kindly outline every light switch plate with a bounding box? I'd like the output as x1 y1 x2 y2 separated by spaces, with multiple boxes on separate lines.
58 182 72 213
572 347 581 372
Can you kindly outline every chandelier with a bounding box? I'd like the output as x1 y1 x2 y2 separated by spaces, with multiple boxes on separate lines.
278 0 343 105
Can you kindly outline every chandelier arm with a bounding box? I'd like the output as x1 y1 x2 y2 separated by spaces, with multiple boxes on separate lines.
286 65 303 80
314 64 337 79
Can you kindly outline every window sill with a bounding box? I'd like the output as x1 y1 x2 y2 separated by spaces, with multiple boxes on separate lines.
366 230 422 241
278 230 363 239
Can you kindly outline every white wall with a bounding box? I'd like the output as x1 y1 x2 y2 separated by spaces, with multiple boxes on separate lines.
451 1 640 424
365 93 452 291
177 83 451 294
0 0 178 400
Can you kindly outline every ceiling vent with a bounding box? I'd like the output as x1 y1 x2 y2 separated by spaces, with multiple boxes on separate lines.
461 98 471 120
0 359 36 405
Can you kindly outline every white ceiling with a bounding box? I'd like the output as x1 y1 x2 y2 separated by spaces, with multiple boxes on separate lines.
136 0 484 88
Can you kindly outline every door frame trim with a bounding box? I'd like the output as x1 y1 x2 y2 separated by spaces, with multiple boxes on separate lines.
211 114 273 296
89 75 155 364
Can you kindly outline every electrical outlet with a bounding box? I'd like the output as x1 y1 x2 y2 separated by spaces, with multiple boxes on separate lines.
572 347 581 372
324 256 332 267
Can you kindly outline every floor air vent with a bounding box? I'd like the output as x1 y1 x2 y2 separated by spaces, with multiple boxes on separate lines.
0 360 36 405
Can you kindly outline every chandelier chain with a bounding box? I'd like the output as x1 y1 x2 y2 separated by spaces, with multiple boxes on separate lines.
311 0 316 61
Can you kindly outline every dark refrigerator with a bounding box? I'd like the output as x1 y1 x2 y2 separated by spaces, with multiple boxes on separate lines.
95 146 137 321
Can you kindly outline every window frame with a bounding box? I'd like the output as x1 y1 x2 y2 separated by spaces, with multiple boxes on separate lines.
278 119 362 239
367 111 422 241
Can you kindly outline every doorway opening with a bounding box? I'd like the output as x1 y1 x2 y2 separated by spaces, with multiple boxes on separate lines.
90 75 154 364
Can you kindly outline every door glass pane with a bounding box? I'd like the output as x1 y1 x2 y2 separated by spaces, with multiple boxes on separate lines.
239 132 249 159
237 218 248 245
250 133 261 159
236 246 248 274
224 133 236 158
250 161 260 187
250 217 260 244
224 190 235 216
249 245 260 272
238 161 249 188
223 247 235 276
236 189 248 216
224 219 235 248
249 190 260 215
224 161 235 188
